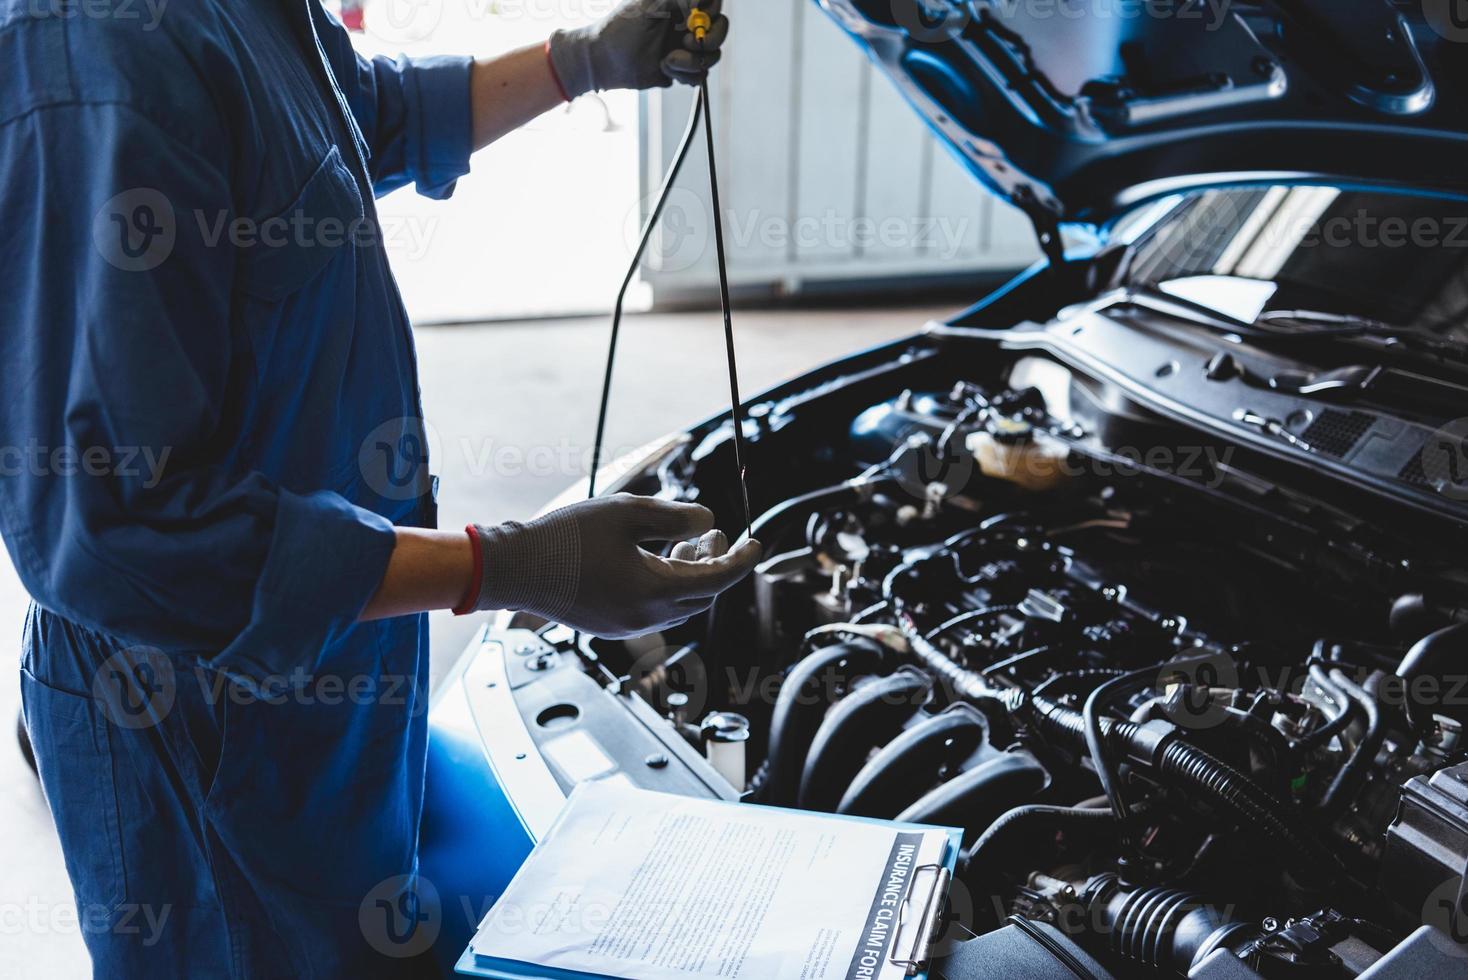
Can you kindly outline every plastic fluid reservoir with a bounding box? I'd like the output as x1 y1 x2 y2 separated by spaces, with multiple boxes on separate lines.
701 712 751 792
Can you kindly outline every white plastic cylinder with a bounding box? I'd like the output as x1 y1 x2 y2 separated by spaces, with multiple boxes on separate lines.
701 712 750 792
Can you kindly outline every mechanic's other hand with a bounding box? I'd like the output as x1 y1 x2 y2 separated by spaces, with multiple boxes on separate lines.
547 0 728 99
469 494 760 639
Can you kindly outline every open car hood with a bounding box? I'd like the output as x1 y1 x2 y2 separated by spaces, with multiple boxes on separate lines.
820 0 1468 228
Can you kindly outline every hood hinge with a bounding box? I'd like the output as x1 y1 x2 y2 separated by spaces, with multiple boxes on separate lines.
1014 187 1066 270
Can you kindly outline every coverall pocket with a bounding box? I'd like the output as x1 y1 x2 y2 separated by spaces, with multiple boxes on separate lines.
236 144 365 303
19 668 127 910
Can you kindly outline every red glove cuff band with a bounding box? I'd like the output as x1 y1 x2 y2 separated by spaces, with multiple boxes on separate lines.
452 524 484 616
545 38 573 104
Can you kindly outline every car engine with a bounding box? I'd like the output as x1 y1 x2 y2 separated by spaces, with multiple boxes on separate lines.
560 318 1468 974
484 327 1468 977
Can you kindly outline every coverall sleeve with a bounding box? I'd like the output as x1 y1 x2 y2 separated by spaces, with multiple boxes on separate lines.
310 2 475 199
0 100 397 682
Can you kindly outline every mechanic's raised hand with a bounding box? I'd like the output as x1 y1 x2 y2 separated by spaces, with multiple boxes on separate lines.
547 0 728 99
469 494 760 638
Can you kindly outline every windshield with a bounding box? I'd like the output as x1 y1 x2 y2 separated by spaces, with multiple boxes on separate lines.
1122 187 1468 343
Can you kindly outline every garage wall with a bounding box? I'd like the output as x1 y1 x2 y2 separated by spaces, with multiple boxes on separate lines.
639 0 1039 301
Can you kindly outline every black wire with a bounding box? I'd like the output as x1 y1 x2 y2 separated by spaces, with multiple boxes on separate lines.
586 95 705 499
981 644 1059 679
586 82 752 542
923 605 1020 643
1080 653 1230 847
1083 671 1139 837
698 79 752 537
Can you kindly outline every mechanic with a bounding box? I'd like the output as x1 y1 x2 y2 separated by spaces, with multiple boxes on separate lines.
1 0 748 975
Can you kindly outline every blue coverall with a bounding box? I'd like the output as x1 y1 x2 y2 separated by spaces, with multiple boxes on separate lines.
3 0 472 974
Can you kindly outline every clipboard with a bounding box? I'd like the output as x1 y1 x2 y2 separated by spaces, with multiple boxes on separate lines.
454 786 962 980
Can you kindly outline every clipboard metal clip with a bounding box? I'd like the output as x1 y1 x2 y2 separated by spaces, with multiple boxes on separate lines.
890 863 951 977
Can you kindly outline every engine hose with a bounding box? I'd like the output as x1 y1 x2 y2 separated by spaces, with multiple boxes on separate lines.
895 751 1050 845
962 803 1117 889
1082 670 1144 840
1077 654 1238 843
799 667 933 811
1318 669 1384 817
886 595 1347 885
1029 694 1348 888
837 704 988 818
764 638 887 806
750 477 898 548
1295 662 1357 752
1084 874 1256 976
1396 620 1468 732
1158 739 1348 887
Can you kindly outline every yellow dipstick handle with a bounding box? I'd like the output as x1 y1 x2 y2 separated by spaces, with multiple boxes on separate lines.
686 7 711 42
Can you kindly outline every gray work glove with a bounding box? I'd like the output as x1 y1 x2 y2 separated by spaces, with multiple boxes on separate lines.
470 494 760 639
547 0 729 99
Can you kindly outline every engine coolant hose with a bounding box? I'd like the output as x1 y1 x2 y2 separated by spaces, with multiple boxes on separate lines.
883 562 1346 887
1029 693 1348 888
1396 619 1468 733
1318 668 1384 816
963 803 1118 888
1296 661 1357 752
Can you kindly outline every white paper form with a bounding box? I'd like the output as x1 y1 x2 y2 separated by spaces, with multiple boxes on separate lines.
469 781 951 980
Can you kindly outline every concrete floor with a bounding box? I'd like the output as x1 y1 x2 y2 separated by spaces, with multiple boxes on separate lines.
0 304 947 977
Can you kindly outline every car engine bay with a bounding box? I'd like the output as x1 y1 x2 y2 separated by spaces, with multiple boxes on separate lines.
466 289 1468 977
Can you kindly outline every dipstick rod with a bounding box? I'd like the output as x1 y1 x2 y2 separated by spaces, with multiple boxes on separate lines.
697 77 752 538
